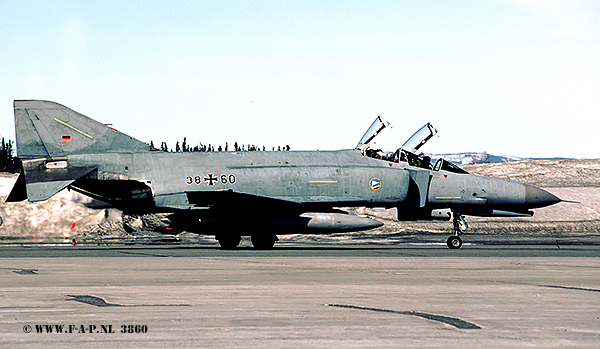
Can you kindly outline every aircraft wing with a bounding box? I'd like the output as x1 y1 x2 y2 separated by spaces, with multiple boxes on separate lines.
177 189 382 235
185 189 368 213
186 190 321 214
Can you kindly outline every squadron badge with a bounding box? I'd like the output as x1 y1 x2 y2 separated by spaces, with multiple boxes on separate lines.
369 177 381 191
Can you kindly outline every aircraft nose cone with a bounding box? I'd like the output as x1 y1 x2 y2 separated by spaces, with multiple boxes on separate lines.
524 185 561 208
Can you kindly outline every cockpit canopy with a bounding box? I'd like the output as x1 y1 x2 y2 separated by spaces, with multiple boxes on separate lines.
400 123 437 155
355 115 390 152
355 116 437 157
433 158 469 174
356 116 469 174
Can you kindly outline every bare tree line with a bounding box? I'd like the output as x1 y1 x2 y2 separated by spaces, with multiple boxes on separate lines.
0 135 293 174
0 137 17 172
150 138 290 153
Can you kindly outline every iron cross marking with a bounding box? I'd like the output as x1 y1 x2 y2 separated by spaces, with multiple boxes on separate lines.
204 174 218 185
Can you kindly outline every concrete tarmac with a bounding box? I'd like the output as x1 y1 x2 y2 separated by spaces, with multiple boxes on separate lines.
1 243 599 348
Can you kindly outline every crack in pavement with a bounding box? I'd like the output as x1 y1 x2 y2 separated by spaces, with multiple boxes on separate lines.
540 284 600 293
476 278 600 293
325 304 481 329
0 268 39 275
66 295 190 307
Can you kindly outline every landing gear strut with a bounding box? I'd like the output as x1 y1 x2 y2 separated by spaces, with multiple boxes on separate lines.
215 234 279 249
447 211 468 249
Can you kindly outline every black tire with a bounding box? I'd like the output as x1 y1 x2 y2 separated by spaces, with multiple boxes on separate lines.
217 235 241 249
447 236 462 249
251 235 277 249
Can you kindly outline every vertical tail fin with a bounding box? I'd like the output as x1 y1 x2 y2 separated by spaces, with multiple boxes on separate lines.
14 100 149 159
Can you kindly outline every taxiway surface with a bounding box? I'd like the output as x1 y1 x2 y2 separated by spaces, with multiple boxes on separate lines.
1 243 599 348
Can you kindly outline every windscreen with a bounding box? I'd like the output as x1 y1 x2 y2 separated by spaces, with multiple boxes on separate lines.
433 159 469 174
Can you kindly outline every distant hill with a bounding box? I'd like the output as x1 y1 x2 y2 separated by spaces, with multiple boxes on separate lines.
430 152 572 165
463 158 600 188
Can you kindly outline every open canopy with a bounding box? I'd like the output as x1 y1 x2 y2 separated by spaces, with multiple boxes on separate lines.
355 115 390 152
355 117 438 157
400 123 438 155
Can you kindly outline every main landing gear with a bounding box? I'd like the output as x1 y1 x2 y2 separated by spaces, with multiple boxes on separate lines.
217 235 242 249
251 235 278 249
447 211 468 249
216 234 278 249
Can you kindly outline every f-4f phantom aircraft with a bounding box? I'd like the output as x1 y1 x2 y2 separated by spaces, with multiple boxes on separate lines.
7 100 561 249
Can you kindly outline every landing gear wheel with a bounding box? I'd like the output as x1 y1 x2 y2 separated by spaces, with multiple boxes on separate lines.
447 236 463 249
251 235 277 249
217 235 241 249
447 210 467 249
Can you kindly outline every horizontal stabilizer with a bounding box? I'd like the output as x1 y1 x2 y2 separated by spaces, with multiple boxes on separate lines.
25 180 75 202
7 158 97 202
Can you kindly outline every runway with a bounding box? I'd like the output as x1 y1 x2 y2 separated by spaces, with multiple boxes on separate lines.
1 243 599 348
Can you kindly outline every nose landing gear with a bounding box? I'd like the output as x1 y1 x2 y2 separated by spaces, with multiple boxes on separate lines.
447 211 468 249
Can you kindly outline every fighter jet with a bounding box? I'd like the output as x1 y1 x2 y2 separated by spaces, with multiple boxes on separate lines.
7 100 561 249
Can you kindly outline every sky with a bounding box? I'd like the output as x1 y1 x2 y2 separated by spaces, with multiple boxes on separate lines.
1 0 599 158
